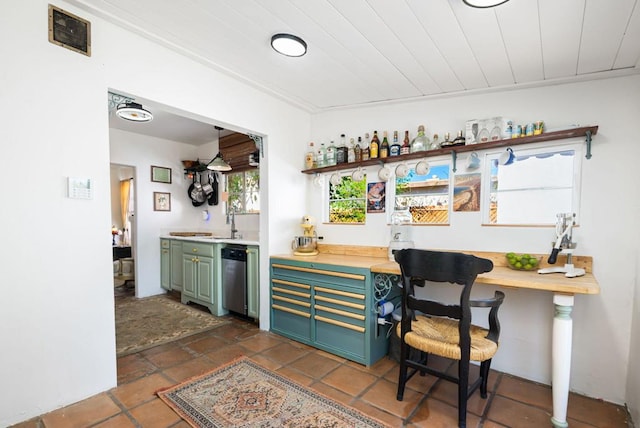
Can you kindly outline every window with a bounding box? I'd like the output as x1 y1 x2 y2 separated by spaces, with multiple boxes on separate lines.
226 170 259 214
329 174 367 223
483 144 582 225
394 163 450 224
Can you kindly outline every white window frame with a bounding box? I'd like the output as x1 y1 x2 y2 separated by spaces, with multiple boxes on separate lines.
481 142 583 225
225 170 260 215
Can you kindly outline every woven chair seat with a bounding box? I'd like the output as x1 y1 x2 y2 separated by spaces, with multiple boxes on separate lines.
398 315 498 362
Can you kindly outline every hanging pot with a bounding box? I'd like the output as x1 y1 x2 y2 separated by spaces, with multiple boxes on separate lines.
208 172 219 205
190 173 206 206
201 172 214 197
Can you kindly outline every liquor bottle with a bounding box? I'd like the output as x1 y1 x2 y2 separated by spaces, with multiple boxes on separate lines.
326 140 337 166
316 142 326 168
400 130 410 155
305 142 315 169
380 131 389 158
354 137 363 162
370 130 380 159
347 138 356 163
429 134 440 151
390 131 401 156
441 132 452 147
452 130 466 145
336 134 346 164
410 125 429 153
362 133 370 161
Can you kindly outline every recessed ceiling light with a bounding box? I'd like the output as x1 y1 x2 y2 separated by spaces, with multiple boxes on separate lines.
463 0 509 7
115 102 153 122
271 33 307 57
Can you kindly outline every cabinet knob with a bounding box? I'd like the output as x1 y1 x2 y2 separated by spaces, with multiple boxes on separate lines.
193 248 198 252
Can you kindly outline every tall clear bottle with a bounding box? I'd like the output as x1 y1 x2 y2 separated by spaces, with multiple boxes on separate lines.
411 125 430 153
326 140 337 166
347 138 356 163
316 143 327 168
429 134 440 151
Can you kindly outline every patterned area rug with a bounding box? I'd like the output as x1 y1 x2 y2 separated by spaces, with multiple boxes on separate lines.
157 357 387 428
115 294 230 357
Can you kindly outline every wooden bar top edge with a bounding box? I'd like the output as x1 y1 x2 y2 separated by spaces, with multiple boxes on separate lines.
271 247 600 296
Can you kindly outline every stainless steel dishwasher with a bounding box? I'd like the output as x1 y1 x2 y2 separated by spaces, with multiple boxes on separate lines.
221 245 247 316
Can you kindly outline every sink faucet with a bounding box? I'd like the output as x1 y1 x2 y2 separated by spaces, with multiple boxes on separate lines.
228 210 238 239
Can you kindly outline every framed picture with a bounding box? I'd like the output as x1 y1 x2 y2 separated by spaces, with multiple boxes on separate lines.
48 5 91 56
151 165 172 184
153 192 171 212
367 182 386 213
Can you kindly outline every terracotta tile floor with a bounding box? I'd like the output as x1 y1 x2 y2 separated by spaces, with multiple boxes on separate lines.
12 305 633 427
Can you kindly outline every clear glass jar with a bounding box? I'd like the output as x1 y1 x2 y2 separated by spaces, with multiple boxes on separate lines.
411 125 430 152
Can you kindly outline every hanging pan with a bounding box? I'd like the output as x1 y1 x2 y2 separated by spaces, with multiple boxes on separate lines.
190 173 206 206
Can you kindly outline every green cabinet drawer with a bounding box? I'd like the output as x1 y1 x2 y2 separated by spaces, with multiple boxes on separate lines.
271 261 366 290
271 305 311 343
315 317 366 363
183 242 215 257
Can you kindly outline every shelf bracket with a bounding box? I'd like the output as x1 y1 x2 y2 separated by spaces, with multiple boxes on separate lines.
451 150 457 172
585 130 592 159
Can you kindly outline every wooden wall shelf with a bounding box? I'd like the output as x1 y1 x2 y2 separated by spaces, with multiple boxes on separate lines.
301 125 598 174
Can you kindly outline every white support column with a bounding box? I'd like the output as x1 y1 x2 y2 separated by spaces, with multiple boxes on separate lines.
551 293 574 428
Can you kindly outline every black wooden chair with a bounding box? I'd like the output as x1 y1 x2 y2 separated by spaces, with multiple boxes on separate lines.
394 249 505 428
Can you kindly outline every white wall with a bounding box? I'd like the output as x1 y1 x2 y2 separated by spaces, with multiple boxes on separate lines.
0 2 310 426
310 75 640 407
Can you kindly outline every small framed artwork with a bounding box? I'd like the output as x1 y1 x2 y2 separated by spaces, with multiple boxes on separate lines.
153 192 171 212
151 165 172 184
48 5 91 56
367 182 386 213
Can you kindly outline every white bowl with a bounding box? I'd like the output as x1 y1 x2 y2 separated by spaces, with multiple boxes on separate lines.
415 160 430 176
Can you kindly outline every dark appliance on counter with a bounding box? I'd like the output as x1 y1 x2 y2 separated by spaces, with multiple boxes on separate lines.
221 245 248 316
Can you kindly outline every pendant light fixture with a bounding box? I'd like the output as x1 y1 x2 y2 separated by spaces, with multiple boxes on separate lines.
115 102 153 122
207 126 232 172
271 33 307 57
463 0 509 7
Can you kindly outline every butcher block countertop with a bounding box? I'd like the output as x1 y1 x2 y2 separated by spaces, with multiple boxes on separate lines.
271 244 599 296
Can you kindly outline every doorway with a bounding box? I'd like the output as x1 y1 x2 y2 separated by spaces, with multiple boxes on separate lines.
110 164 136 295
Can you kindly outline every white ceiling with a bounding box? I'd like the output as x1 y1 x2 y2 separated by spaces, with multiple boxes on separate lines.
88 0 640 143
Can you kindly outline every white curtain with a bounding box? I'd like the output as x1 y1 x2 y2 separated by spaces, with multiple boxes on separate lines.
120 179 132 245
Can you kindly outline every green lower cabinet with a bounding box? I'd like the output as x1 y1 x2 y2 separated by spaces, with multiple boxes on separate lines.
247 246 260 319
270 258 390 366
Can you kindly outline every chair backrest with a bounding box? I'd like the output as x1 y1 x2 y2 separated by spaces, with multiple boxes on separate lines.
394 249 494 324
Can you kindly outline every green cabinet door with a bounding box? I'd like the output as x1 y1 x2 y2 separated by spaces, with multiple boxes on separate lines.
247 246 259 319
195 256 214 303
170 240 183 291
160 239 171 290
182 254 197 298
